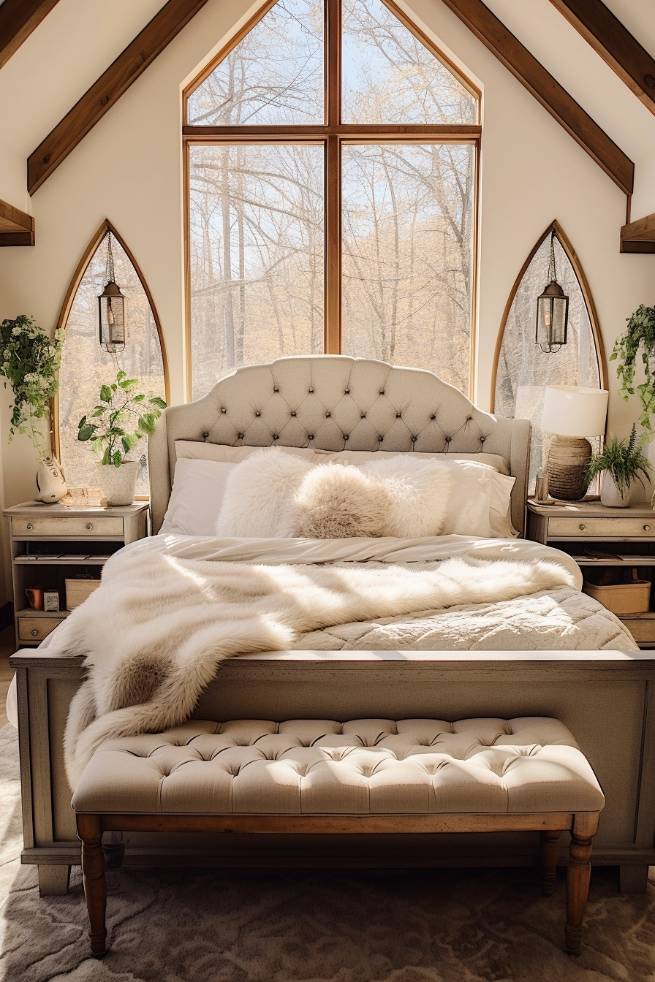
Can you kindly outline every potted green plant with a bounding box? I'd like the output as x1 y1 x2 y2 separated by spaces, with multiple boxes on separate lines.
77 370 166 505
585 426 651 507
0 314 66 502
611 304 655 431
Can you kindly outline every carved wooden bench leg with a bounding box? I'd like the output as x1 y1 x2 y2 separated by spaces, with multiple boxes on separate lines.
565 813 599 956
77 815 107 958
541 830 561 896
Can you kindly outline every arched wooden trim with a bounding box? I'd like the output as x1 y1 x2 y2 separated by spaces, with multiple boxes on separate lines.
51 218 170 459
182 0 481 122
490 219 608 412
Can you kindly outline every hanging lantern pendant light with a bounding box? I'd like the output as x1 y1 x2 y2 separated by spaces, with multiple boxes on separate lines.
536 230 569 353
98 231 127 353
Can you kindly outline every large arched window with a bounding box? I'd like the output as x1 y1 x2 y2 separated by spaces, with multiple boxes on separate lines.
184 0 479 399
55 220 168 494
492 221 606 490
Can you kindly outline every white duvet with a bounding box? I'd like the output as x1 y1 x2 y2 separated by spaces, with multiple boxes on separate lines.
5 533 637 740
141 532 636 653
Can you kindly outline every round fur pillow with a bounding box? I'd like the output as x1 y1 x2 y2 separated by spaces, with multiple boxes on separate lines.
293 463 390 538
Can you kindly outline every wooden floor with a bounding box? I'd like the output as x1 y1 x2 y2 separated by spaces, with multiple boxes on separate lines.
0 628 16 728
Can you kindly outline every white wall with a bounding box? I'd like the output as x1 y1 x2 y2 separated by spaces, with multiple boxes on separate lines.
0 0 654 601
486 0 655 219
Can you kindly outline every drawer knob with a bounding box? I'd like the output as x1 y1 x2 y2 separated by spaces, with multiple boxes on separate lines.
86 522 94 531
30 628 38 638
644 524 652 532
578 523 586 531
26 522 33 531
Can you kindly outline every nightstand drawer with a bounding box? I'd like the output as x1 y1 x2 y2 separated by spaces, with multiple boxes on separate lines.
11 515 124 537
549 517 655 538
18 615 62 643
620 617 655 644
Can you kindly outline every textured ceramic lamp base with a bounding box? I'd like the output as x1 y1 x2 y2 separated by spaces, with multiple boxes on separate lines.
546 436 592 501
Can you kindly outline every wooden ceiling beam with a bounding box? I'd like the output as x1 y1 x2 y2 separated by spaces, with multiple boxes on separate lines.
439 0 634 195
0 199 34 246
549 0 655 116
27 0 211 195
0 0 61 70
620 213 655 254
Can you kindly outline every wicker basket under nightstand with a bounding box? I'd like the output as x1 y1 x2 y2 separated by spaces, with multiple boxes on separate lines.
527 499 655 648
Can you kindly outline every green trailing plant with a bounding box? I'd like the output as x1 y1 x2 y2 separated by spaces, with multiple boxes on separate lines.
0 314 63 460
611 304 655 430
77 369 166 467
585 425 651 496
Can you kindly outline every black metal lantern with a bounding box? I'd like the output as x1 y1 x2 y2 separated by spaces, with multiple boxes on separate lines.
98 232 126 353
535 230 569 353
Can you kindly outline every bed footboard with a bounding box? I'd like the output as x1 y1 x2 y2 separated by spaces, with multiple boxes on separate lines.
11 649 655 894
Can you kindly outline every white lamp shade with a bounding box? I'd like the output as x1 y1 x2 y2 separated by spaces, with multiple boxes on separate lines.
542 385 608 437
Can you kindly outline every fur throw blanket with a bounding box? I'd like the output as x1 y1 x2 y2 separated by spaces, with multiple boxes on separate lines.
51 534 578 788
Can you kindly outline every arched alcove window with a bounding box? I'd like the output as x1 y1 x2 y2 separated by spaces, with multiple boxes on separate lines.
56 221 168 494
492 221 606 490
184 0 480 400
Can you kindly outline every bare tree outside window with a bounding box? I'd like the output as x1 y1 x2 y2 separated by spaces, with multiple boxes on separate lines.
187 0 324 126
342 142 474 389
189 144 324 398
342 0 477 125
58 235 166 494
186 0 479 399
494 232 602 490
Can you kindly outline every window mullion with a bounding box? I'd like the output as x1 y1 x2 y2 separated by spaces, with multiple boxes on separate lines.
325 0 342 353
325 135 341 353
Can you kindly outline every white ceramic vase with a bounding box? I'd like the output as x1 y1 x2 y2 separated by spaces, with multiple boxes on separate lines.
600 472 632 508
35 456 67 503
97 461 139 506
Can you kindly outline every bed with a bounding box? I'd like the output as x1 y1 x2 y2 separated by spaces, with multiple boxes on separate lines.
9 356 655 894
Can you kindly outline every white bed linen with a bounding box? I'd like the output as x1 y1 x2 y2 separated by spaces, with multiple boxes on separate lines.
5 532 636 731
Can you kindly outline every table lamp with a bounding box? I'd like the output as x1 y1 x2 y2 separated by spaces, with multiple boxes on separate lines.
542 385 608 500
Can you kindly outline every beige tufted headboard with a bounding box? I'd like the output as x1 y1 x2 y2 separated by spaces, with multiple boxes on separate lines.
149 356 531 535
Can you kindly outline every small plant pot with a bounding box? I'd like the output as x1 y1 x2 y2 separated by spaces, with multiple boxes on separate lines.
97 461 139 506
600 472 633 508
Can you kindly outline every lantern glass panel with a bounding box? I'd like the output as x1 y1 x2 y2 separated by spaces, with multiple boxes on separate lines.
98 291 126 351
536 293 568 351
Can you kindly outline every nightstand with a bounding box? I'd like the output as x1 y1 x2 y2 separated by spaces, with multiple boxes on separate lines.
527 499 655 648
4 501 149 649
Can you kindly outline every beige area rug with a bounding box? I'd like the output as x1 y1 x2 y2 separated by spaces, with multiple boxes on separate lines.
1 724 655 982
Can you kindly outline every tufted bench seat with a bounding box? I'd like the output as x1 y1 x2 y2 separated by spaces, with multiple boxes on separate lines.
73 717 604 958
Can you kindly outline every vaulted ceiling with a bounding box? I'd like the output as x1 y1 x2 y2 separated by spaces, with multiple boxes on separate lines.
1 0 654 250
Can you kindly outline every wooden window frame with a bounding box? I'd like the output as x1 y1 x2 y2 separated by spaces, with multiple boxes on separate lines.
490 219 607 413
51 219 170 496
182 0 481 398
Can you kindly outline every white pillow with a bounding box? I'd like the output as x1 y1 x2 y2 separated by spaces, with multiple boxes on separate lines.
360 457 452 537
174 440 509 474
160 458 235 536
216 448 313 537
176 440 320 464
438 460 516 538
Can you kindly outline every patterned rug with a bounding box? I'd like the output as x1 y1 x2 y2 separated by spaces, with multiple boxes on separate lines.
1 723 655 982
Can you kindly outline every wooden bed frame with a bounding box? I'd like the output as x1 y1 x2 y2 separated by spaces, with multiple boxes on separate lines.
11 648 655 895
10 358 653 894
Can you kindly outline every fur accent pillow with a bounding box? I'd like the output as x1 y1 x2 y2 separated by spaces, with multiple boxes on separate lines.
293 464 390 539
360 456 452 537
216 448 313 537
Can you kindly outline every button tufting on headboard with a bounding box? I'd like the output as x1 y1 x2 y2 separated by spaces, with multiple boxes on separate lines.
148 356 530 534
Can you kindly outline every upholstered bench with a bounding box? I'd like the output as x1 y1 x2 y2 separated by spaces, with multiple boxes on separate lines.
73 717 604 958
